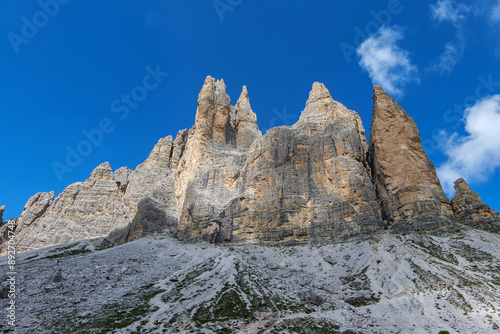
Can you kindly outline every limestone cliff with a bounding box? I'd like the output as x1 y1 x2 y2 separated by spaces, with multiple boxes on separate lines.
5 78 499 252
107 197 177 245
369 85 455 231
223 83 382 244
13 163 127 252
174 77 261 243
0 205 4 225
451 178 500 227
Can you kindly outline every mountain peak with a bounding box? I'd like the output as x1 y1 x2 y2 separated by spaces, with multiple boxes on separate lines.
5 76 499 255
306 82 332 106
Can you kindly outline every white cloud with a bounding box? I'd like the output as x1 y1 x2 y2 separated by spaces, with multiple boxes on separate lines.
145 10 164 28
429 0 472 75
356 26 419 97
437 95 500 195
431 0 471 23
431 38 465 75
491 0 500 23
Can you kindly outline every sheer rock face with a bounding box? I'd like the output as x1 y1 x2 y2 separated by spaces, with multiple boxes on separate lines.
11 78 500 252
180 82 382 244
0 206 6 245
451 178 500 226
107 197 177 245
369 85 455 231
122 136 178 222
13 163 128 252
16 192 55 233
175 77 261 241
0 205 4 225
234 86 261 149
11 134 182 252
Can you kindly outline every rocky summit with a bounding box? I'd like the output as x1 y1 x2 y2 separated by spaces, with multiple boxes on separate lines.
2 77 499 253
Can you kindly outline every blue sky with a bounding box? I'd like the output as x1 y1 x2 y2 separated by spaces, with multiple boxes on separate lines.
1 0 499 219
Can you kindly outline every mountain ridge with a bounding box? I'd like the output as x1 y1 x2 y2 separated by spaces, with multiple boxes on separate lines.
1 77 499 253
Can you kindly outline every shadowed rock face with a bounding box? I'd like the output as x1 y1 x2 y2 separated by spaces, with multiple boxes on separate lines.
107 197 177 245
0 206 4 225
7 78 499 252
0 206 6 244
451 178 500 227
368 85 455 231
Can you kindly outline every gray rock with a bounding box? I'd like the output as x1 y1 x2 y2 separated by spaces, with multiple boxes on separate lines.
349 280 364 290
298 290 323 305
9 77 499 254
344 296 366 306
0 205 4 225
53 271 64 283
107 197 176 245
233 86 261 149
16 192 54 233
12 162 128 253
180 81 383 245
324 256 337 266
0 286 9 299
0 218 17 247
340 276 356 284
451 178 500 227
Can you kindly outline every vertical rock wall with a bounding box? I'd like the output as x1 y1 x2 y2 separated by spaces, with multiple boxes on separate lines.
6 78 499 252
369 85 455 231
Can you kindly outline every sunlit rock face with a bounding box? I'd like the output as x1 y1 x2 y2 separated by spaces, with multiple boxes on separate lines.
368 85 455 232
6 78 499 252
191 82 383 245
451 178 500 226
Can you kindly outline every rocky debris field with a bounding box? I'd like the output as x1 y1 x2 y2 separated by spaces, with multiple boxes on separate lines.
1 227 500 333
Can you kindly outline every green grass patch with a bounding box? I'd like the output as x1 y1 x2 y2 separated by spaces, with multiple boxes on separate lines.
50 284 165 333
424 242 458 265
93 238 113 251
481 226 500 234
268 317 340 334
42 245 92 259
344 294 380 307
453 243 494 262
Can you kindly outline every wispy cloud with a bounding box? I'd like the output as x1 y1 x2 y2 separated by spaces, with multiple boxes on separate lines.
145 10 163 28
429 0 472 75
356 26 419 97
431 38 465 75
437 95 500 195
431 0 471 23
491 0 500 23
